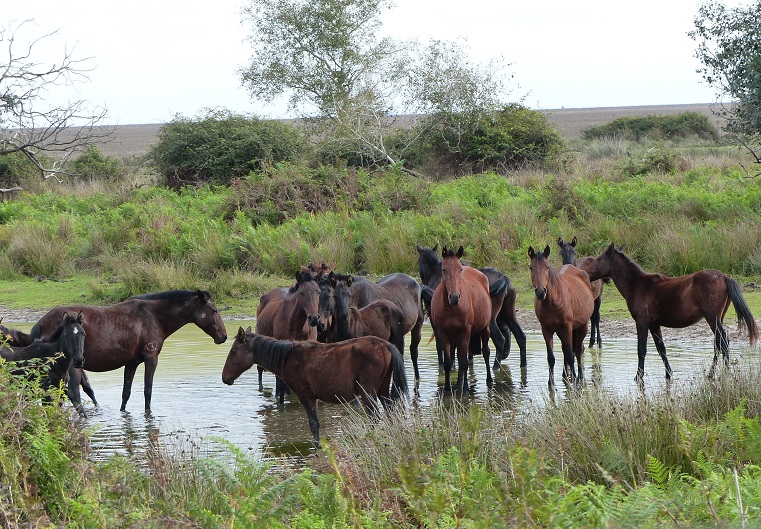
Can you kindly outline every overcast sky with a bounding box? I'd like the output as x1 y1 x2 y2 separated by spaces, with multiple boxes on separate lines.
3 0 745 125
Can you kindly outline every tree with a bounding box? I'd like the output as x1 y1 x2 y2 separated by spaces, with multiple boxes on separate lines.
691 0 761 171
1 19 112 182
239 0 512 175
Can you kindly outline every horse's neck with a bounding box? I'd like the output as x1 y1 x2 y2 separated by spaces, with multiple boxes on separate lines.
5 340 59 361
608 255 650 296
151 298 200 336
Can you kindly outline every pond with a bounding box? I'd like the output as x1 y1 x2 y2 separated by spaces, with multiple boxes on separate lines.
9 319 758 465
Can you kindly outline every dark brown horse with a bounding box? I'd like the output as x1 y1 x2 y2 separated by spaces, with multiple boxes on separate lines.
348 272 424 383
558 236 606 347
327 273 405 350
2 311 87 413
417 244 526 370
30 289 227 413
584 244 759 382
430 246 493 393
529 245 594 387
222 327 408 448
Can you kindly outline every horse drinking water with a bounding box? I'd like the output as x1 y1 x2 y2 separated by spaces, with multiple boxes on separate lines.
30 289 227 413
584 244 759 383
430 246 493 393
529 245 594 387
222 327 408 449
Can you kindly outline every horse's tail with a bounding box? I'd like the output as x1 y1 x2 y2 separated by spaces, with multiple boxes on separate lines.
488 274 509 298
388 342 409 401
420 284 435 318
727 277 759 347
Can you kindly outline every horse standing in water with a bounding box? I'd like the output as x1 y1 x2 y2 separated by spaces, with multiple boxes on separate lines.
222 327 408 449
558 237 606 347
584 244 759 383
2 311 87 414
430 246 493 393
529 245 594 387
417 244 527 370
30 290 227 413
327 273 405 351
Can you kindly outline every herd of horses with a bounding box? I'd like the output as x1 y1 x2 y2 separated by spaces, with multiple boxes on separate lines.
1 239 759 447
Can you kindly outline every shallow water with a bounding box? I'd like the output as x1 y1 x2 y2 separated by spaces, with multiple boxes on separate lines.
11 320 758 465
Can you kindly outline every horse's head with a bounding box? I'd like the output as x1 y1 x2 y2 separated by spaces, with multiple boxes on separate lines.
330 273 353 323
222 326 253 385
60 311 86 369
557 236 578 266
316 274 335 333
194 290 228 344
528 245 553 301
294 269 321 328
584 243 619 282
440 245 465 305
307 261 335 280
416 244 441 287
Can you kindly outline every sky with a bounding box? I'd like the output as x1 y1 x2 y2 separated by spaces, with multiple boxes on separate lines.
2 0 747 125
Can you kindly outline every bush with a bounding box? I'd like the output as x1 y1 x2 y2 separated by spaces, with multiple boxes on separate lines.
66 146 124 180
411 104 564 176
582 111 719 141
148 108 307 188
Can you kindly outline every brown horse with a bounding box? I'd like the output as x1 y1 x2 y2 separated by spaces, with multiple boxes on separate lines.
529 245 594 387
327 273 405 351
222 327 408 449
558 236 606 347
584 244 759 382
417 243 527 370
430 246 493 393
348 272 424 383
30 289 227 413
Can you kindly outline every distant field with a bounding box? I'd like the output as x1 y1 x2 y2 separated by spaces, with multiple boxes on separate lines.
97 103 723 159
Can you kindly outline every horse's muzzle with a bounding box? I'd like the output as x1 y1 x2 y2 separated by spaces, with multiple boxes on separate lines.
535 287 547 301
308 315 319 327
214 334 228 344
73 358 85 368
448 293 461 305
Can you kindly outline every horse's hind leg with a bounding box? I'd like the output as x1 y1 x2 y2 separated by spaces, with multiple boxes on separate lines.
80 370 98 406
590 295 602 347
708 317 730 378
572 325 587 383
489 319 506 370
299 398 322 450
480 329 493 387
409 316 422 383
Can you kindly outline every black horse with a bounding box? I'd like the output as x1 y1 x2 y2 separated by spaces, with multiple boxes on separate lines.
417 244 527 370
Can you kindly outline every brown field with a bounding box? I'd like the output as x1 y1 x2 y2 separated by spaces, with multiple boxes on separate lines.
98 103 723 159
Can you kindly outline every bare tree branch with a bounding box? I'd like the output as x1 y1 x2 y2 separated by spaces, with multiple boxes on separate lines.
1 19 114 179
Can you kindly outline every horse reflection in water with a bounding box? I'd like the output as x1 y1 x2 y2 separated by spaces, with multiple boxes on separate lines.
222 327 408 449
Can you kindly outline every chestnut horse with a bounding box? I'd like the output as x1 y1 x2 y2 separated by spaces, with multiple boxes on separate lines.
417 244 527 370
222 327 408 449
529 245 594 387
584 244 759 383
30 289 227 413
558 236 606 347
328 273 405 351
430 246 493 393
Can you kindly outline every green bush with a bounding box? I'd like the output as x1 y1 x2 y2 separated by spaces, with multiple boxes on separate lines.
148 109 307 188
582 111 719 141
66 146 124 180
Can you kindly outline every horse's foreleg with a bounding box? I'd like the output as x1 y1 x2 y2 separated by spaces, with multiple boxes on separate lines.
300 398 321 450
572 325 587 383
481 329 493 388
559 332 576 385
67 366 85 417
456 336 470 393
120 362 140 412
542 329 556 388
648 325 672 381
590 295 602 347
143 356 158 413
441 336 454 393
410 318 422 384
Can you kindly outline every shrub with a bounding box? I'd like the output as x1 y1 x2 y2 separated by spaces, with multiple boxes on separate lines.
148 108 307 188
582 111 719 141
66 146 124 180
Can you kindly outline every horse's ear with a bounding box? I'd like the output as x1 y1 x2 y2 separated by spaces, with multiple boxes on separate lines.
329 271 337 287
543 245 551 257
528 246 535 258
557 237 564 247
246 325 252 333
607 243 616 253
62 312 70 324
77 311 85 325
441 245 448 257
456 246 464 259
346 275 353 287
571 236 577 247
432 243 438 252
416 244 424 254
237 327 247 340
198 290 212 303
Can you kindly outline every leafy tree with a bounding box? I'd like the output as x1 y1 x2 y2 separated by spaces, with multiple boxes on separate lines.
239 0 513 175
691 0 761 170
0 20 112 182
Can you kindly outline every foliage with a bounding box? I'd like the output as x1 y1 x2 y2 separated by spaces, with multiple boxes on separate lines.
691 0 761 164
66 145 124 181
582 112 718 141
148 108 306 188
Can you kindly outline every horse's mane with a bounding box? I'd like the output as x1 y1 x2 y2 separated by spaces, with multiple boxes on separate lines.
612 249 654 277
249 333 292 371
287 274 315 294
130 289 208 301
